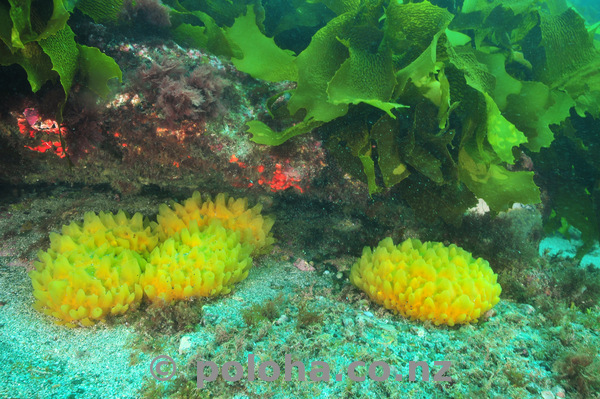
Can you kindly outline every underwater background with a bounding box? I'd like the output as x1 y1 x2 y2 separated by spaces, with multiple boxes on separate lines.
1 0 600 398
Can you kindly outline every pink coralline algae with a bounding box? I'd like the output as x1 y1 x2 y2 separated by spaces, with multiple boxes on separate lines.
293 258 316 272
23 108 40 126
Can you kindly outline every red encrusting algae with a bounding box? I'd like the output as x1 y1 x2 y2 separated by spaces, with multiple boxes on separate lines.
18 109 66 159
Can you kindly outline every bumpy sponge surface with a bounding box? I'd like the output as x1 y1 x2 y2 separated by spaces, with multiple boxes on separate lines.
60 210 159 255
157 191 274 254
140 220 252 303
350 238 502 326
29 211 152 327
29 193 272 327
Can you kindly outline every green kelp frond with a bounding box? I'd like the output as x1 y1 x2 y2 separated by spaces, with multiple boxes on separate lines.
0 0 123 122
75 0 124 24
462 0 539 16
471 52 521 110
169 5 237 58
38 24 79 118
446 39 570 153
370 115 410 188
503 81 574 151
225 6 298 82
385 0 454 66
452 1 539 55
233 1 547 215
177 0 248 27
246 119 324 146
327 26 406 118
286 10 356 122
39 25 122 121
0 41 55 92
78 45 123 98
458 146 540 213
218 0 600 246
232 4 362 144
172 22 235 58
444 28 472 47
532 120 600 259
307 0 361 16
523 7 600 117
265 0 333 40
5 0 70 50
526 8 597 84
446 45 495 98
484 93 527 164
0 3 11 49
394 31 447 107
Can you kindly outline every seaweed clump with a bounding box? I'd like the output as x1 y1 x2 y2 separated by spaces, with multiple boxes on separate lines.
553 265 600 311
554 345 600 398
241 297 281 328
296 300 324 330
134 59 231 125
132 300 204 335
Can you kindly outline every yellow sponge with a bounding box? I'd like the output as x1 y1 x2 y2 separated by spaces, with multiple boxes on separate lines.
29 193 273 327
139 220 252 303
28 210 155 327
60 210 159 255
350 238 501 326
157 191 274 254
29 241 145 327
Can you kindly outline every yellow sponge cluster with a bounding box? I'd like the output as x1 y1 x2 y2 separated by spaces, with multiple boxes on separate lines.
61 210 159 254
29 211 152 327
29 192 272 327
157 191 275 254
141 221 252 303
350 238 501 326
